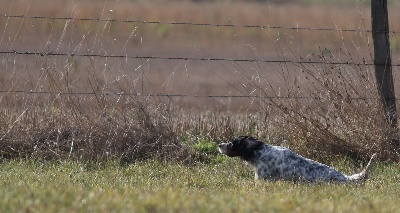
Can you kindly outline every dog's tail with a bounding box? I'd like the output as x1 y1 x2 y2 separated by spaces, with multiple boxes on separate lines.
347 153 377 183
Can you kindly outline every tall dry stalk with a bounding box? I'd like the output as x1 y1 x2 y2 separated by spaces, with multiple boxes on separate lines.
238 48 399 162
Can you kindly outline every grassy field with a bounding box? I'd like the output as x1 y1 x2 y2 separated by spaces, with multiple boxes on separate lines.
0 158 399 212
1 1 400 211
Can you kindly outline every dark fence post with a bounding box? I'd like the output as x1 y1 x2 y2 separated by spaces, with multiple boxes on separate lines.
371 0 398 148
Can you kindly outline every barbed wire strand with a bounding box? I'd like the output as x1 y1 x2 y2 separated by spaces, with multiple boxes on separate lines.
1 14 398 33
2 50 398 66
0 90 386 100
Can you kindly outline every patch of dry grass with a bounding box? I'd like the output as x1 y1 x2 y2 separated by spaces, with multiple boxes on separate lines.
0 97 195 162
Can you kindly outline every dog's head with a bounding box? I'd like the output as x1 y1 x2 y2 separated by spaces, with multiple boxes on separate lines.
218 136 264 160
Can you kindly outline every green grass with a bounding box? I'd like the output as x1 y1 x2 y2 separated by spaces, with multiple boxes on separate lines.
0 159 399 212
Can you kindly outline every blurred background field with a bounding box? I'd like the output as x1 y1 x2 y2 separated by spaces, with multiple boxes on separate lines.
2 0 400 110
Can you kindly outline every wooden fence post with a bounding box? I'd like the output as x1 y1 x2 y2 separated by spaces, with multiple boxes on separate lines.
371 0 398 148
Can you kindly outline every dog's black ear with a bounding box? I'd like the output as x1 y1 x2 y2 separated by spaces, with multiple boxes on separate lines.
233 136 264 161
243 136 264 151
236 136 256 142
232 136 250 146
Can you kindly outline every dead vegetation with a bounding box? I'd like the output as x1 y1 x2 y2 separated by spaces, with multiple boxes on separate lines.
232 49 400 162
0 97 200 163
0 0 399 164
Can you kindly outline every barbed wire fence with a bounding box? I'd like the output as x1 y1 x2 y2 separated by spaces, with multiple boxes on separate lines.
1 1 400 161
0 4 399 101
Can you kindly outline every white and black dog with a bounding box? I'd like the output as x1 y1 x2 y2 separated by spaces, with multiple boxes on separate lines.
218 136 376 183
